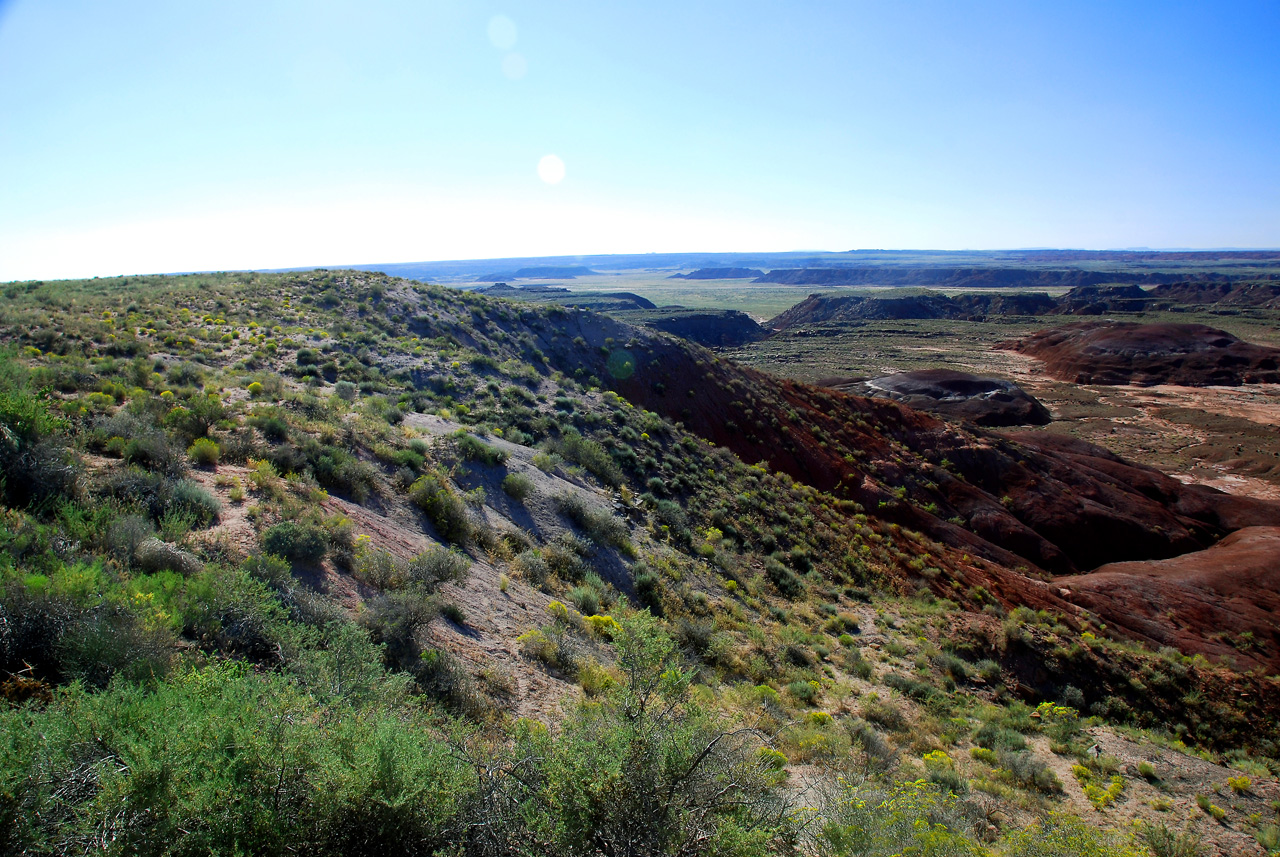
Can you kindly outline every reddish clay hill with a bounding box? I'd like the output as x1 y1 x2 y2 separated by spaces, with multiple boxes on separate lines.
1058 527 1280 672
1004 321 1280 386
525 308 1280 577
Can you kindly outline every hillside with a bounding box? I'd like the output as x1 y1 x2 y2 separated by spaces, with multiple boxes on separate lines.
1006 322 1280 386
1 270 1278 855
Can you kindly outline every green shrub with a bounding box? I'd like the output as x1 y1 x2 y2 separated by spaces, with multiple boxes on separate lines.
0 382 79 509
409 472 471 544
786 679 819 705
553 430 622 486
187 437 220 467
0 664 472 855
513 549 551 588
123 433 181 473
764 556 803 599
262 522 328 563
241 553 293 589
55 602 175 688
106 513 155 564
1255 825 1280 855
501 472 535 501
517 612 786 854
1004 816 1140 856
823 613 859 635
998 748 1061 794
354 546 402 590
249 413 290 441
170 479 221 526
633 567 663 614
453 431 507 466
554 491 630 549
974 722 1027 752
405 546 471 591
568 585 600 617
1141 823 1203 857
313 449 379 503
883 672 938 704
818 780 978 856
862 696 908 732
182 566 290 662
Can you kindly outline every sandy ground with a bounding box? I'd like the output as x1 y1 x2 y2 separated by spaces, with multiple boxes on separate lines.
997 352 1280 504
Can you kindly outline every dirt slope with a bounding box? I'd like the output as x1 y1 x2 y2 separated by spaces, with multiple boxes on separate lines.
1057 527 1280 672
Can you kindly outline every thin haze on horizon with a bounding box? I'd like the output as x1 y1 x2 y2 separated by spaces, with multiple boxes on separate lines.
2 0 1278 281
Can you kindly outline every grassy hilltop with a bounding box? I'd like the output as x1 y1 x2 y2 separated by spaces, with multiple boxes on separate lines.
1 270 1276 855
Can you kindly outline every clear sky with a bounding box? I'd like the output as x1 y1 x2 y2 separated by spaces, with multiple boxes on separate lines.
2 0 1278 280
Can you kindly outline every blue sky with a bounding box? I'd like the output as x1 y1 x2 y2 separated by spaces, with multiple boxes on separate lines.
2 0 1278 280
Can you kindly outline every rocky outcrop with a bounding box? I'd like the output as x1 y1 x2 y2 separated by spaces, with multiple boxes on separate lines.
1003 321 1280 386
821 369 1052 427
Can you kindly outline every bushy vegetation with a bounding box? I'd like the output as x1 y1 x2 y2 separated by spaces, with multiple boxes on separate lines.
0 270 1270 854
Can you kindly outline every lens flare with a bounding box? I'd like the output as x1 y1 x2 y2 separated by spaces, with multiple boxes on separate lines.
487 15 517 50
537 154 565 184
502 52 527 80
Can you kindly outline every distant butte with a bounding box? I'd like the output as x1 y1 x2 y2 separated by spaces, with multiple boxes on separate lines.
1003 321 1280 386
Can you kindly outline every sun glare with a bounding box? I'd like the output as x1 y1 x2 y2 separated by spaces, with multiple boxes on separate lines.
537 154 566 185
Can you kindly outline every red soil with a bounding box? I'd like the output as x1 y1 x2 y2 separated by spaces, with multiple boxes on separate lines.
1005 321 1280 387
1058 527 1280 672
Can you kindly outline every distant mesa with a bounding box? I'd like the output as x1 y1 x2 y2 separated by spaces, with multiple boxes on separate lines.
669 268 765 280
766 291 1070 329
474 282 655 311
475 284 761 346
1149 280 1280 309
765 280 1280 330
1004 321 1280 387
820 369 1052 427
630 309 765 348
1055 284 1155 315
473 266 597 281
768 293 956 329
752 266 1210 289
550 292 656 312
480 282 570 295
